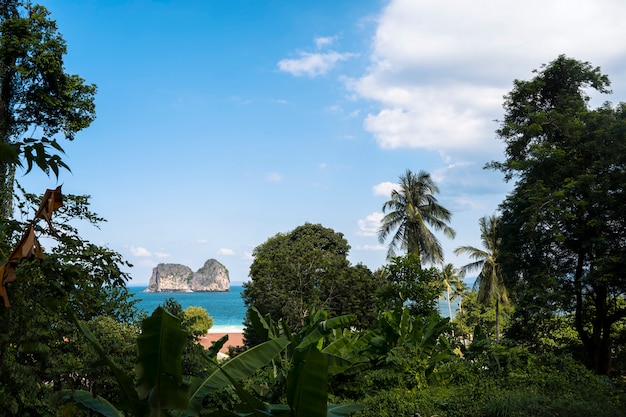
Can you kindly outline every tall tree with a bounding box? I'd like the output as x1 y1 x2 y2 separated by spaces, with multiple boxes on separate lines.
0 189 137 415
490 55 626 374
378 169 456 267
454 214 508 341
440 263 462 318
375 253 442 317
449 273 467 315
242 223 380 344
0 1 96 219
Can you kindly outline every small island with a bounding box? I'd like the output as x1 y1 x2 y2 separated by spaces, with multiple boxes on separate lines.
144 258 230 292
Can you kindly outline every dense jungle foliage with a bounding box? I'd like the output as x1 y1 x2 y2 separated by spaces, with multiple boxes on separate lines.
0 1 625 416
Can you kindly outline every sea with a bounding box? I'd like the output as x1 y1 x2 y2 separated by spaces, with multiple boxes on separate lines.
127 285 459 333
128 286 247 333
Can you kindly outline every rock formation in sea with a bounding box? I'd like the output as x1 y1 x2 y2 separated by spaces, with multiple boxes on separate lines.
144 259 230 292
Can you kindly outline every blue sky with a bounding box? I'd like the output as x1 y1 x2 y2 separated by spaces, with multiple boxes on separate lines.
21 0 626 285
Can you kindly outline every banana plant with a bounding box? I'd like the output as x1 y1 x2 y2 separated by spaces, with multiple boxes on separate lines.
58 307 290 417
371 307 458 382
248 307 366 417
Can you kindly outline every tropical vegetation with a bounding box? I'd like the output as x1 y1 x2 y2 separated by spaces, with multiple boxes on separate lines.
378 169 456 266
455 215 508 341
0 2 624 415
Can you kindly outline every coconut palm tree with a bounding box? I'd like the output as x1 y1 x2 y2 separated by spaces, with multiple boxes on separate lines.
454 214 508 341
440 263 462 318
449 276 467 315
378 169 456 267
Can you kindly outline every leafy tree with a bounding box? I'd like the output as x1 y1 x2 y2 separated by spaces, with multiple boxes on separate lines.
375 253 442 317
326 263 384 330
455 215 508 341
0 1 96 220
378 169 455 266
183 305 214 336
0 189 138 415
242 223 379 342
490 55 626 374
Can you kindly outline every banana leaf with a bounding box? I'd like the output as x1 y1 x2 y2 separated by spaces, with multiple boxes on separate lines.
287 346 328 417
182 337 290 416
56 390 123 417
136 307 190 411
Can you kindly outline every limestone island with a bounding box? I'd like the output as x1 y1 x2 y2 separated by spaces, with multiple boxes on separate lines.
144 258 230 292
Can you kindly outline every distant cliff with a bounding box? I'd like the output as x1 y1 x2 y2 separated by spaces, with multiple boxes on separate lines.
144 259 230 292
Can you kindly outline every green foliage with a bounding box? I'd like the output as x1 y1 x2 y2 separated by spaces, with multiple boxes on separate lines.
356 308 457 395
0 190 138 416
358 349 624 417
375 254 442 316
62 306 291 417
160 299 213 379
378 169 456 264
0 1 97 219
247 307 366 415
183 306 214 336
455 215 508 341
491 55 626 374
452 291 514 343
83 316 139 405
242 223 380 342
136 308 190 411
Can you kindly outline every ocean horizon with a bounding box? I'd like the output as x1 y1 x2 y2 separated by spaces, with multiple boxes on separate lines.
128 285 247 333
127 285 460 333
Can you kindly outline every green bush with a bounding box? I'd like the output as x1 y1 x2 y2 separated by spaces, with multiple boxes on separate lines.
356 348 625 417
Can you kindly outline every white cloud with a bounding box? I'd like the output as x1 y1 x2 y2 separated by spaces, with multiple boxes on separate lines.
196 238 208 244
372 181 396 197
218 248 235 256
130 246 151 257
351 0 626 152
314 36 336 49
266 172 283 182
154 252 171 259
356 244 386 251
357 211 384 236
278 51 356 77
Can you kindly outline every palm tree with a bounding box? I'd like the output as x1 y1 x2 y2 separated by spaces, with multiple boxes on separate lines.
440 263 461 318
378 169 456 267
449 276 467 315
454 214 508 342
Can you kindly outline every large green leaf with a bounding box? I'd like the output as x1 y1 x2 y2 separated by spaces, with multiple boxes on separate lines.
56 390 123 417
136 307 190 411
296 314 356 350
287 346 328 417
183 337 290 416
326 404 366 417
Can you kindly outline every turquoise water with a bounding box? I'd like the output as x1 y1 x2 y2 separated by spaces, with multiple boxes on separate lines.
127 285 459 332
128 286 247 333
